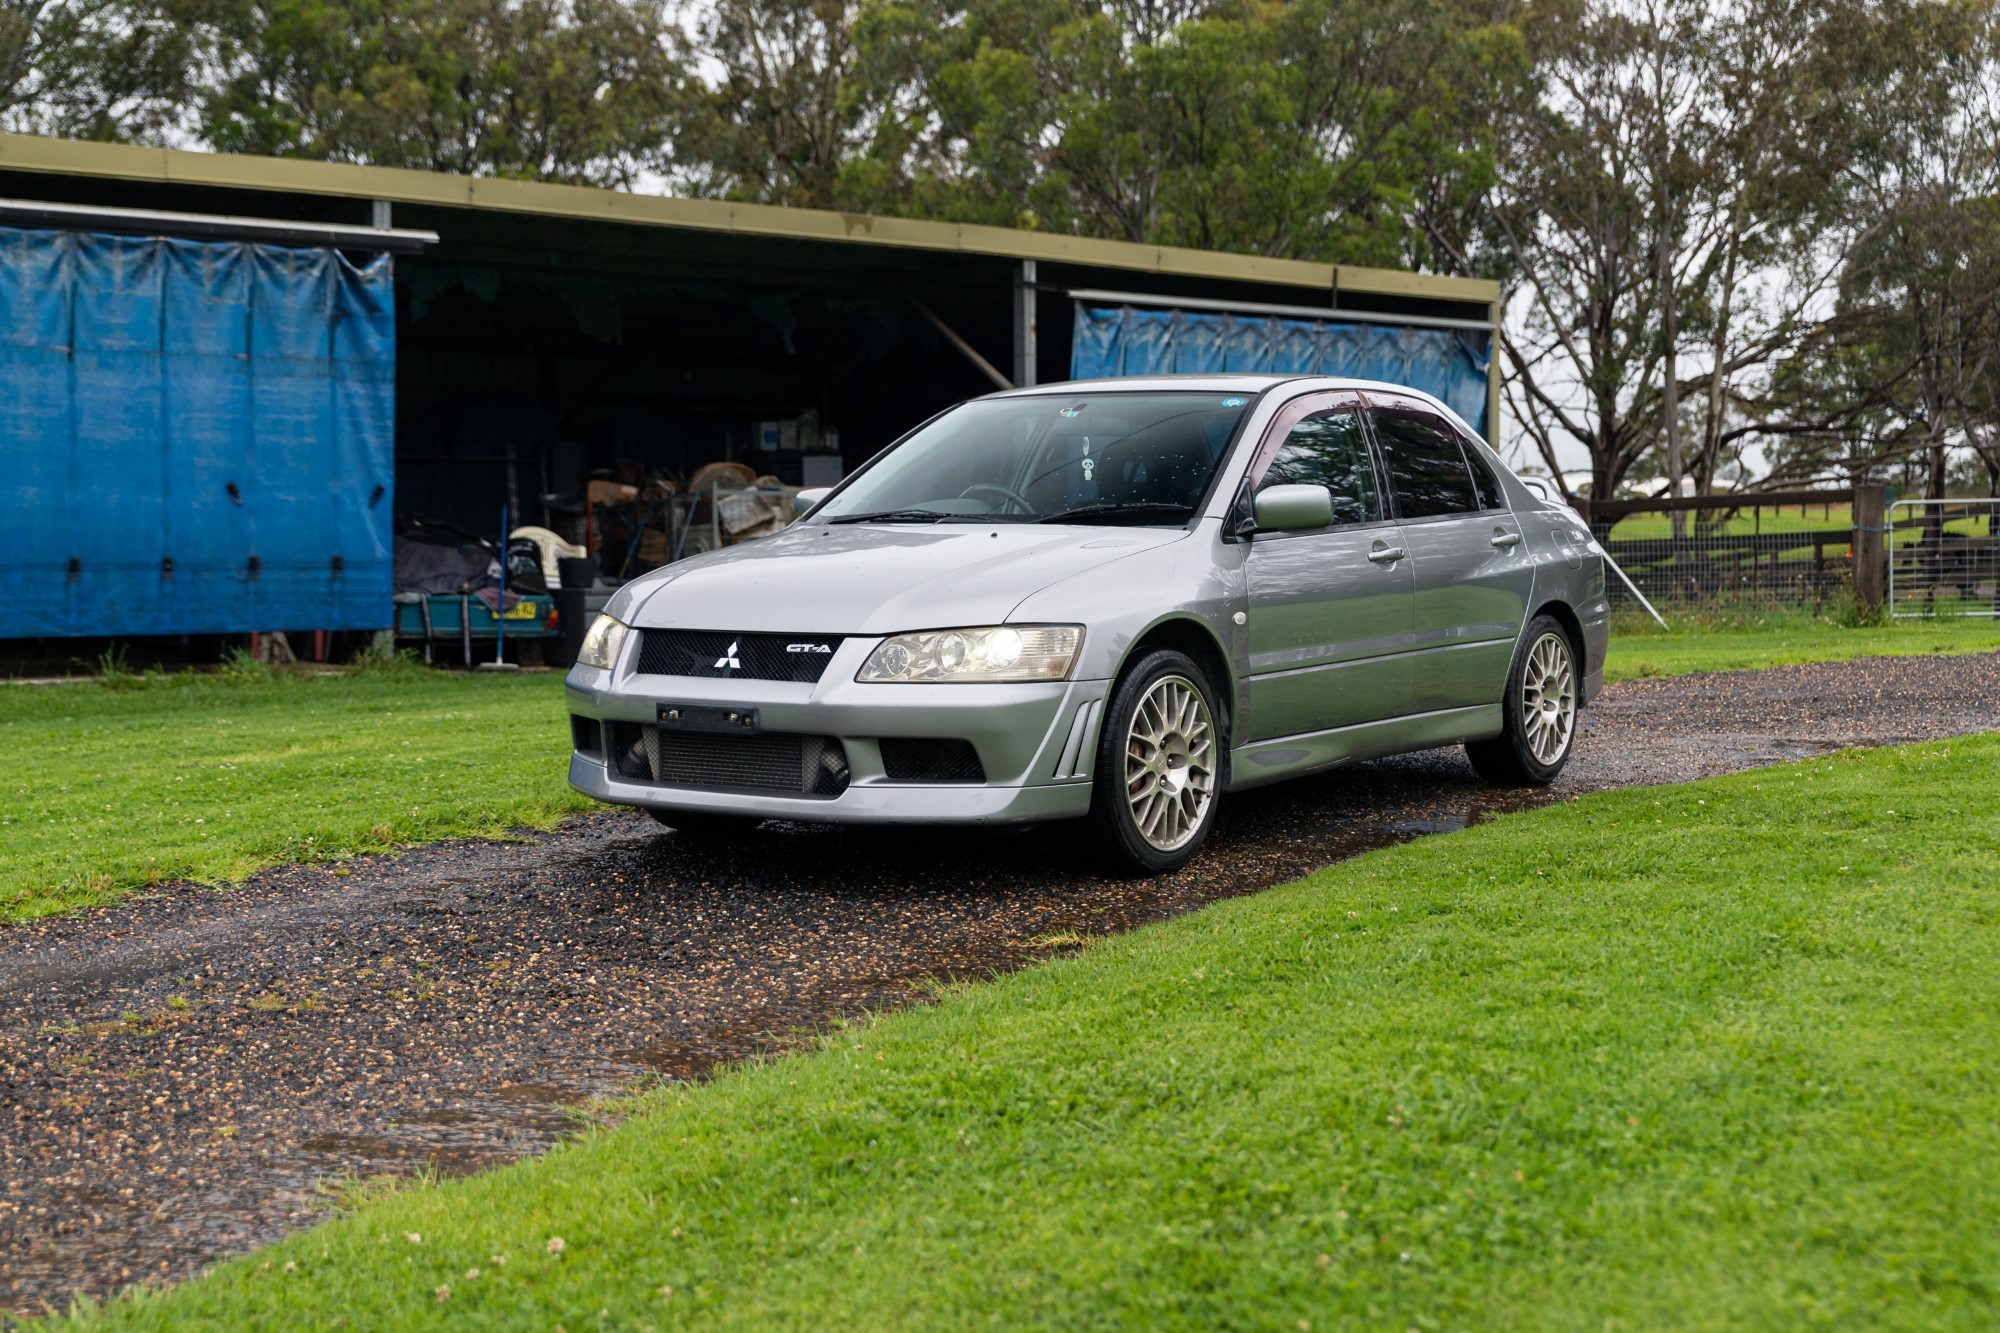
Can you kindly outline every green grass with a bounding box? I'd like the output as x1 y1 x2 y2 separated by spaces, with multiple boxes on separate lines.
8 615 1999 926
59 735 2000 1329
1606 502 1991 545
1605 611 2000 681
0 663 587 923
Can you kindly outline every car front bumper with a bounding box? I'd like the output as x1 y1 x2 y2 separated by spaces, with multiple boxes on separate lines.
563 657 1108 825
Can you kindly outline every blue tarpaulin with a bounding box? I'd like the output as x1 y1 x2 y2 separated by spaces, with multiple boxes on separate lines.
1071 304 1491 435
3 226 395 637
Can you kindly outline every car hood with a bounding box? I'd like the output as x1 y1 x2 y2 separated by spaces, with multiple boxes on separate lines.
613 523 1186 634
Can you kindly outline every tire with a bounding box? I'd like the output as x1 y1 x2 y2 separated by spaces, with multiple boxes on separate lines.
644 808 761 839
1086 649 1224 875
1466 614 1579 786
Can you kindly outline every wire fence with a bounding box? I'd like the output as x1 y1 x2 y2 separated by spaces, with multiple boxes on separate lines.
1888 498 2000 618
1583 489 1870 617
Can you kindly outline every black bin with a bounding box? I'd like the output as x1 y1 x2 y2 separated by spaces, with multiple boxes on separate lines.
552 555 597 668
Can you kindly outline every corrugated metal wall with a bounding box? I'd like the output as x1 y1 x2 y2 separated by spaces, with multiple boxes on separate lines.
1070 304 1492 436
3 226 395 637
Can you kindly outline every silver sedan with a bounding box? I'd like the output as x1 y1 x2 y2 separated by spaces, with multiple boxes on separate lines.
565 376 1609 874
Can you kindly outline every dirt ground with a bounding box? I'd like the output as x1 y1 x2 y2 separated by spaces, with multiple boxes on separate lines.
5 652 1999 1317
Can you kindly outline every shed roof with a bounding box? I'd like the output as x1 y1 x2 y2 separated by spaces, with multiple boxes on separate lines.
0 133 1498 306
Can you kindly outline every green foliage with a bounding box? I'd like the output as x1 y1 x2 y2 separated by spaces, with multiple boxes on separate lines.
0 0 205 140
53 737 2000 1327
193 0 681 183
664 0 1520 264
1823 579 1888 628
92 643 136 688
347 634 425 676
216 644 269 683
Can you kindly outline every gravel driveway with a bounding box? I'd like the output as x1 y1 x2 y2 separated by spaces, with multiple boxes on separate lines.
5 652 2000 1316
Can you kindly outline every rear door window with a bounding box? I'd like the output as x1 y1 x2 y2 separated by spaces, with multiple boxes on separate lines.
1369 400 1481 519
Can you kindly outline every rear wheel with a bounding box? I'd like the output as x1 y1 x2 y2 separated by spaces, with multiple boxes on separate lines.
1087 649 1222 875
1466 614 1578 786
644 808 761 839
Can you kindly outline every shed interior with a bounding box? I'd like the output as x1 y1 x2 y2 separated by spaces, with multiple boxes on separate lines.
0 147 1496 666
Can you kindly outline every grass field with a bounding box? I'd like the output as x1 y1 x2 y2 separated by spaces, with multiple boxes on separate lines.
57 734 2000 1329
1605 501 1993 544
1603 612 2000 680
0 662 588 923
7 616 2000 925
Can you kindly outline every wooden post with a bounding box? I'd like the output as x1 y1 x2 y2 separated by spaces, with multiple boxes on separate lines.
1853 483 1888 612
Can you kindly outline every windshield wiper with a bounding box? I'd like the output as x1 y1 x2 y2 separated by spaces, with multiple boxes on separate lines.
826 509 955 524
1036 501 1196 524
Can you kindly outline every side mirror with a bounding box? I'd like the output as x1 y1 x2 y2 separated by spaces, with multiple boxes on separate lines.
1252 484 1334 533
794 487 832 518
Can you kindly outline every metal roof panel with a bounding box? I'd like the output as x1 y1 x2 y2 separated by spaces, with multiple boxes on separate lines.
0 133 1499 303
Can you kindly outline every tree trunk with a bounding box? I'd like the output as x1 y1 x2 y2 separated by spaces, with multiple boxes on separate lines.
1657 190 1683 538
1924 441 1947 548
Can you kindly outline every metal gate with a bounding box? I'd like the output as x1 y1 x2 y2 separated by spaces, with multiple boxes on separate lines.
1888 498 2000 617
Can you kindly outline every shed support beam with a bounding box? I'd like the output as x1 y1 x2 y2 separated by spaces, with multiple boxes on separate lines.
1014 259 1038 388
1488 298 1503 446
913 299 1012 391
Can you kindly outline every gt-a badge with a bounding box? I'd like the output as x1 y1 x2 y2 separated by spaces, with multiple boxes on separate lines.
785 643 833 654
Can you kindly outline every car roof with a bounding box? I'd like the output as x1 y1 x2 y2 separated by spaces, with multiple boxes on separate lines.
983 374 1485 444
994 374 1445 398
994 374 1303 396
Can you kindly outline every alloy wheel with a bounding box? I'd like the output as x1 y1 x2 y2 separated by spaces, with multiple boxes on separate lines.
1520 631 1576 765
1123 674 1217 852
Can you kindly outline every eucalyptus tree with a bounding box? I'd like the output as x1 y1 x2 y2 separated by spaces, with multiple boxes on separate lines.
0 0 204 139
684 0 1516 264
195 0 681 184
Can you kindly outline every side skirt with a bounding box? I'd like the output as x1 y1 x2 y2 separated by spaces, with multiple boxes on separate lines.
1225 704 1503 792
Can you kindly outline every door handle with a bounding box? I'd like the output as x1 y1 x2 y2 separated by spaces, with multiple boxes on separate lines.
1367 544 1407 564
1490 529 1522 549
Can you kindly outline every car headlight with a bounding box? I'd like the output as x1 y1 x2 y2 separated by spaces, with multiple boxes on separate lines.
576 614 630 670
858 625 1082 683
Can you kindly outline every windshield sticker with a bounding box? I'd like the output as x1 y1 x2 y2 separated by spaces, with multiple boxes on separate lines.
1222 397 1246 407
1059 405 1084 418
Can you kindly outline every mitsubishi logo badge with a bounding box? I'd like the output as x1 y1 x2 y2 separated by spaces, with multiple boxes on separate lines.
713 640 742 671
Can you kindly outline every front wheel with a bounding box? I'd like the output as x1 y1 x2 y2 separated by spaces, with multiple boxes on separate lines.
1466 614 1579 786
1086 649 1223 875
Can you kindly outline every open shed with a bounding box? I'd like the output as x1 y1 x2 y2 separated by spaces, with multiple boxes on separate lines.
0 133 1500 647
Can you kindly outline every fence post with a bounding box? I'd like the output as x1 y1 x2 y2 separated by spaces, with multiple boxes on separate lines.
1853 484 1888 612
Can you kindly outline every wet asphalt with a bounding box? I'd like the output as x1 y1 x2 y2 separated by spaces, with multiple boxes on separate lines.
5 651 2000 1317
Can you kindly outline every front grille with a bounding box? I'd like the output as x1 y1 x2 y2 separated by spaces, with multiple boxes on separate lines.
635 630 844 683
607 721 848 796
879 737 986 783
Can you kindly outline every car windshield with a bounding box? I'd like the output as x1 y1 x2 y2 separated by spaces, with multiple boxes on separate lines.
814 391 1255 524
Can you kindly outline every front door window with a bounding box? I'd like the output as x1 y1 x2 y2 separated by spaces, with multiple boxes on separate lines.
1254 409 1381 527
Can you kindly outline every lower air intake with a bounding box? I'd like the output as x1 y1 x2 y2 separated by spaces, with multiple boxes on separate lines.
607 722 848 796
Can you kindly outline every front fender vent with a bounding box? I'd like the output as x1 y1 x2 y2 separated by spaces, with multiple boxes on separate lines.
879 738 985 783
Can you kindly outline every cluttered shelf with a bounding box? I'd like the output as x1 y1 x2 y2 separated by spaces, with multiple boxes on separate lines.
391 460 812 668
586 461 803 581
